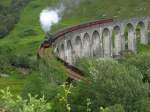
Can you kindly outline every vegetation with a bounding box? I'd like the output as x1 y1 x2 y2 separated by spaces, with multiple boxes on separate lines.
119 52 150 83
1 59 150 111
0 88 52 112
52 0 150 32
73 59 149 112
0 0 150 111
0 0 30 38
0 86 126 112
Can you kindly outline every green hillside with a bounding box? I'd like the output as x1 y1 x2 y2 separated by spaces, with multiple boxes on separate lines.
0 0 150 92
0 1 11 6
0 0 150 111
0 0 67 93
1 0 150 55
52 0 150 31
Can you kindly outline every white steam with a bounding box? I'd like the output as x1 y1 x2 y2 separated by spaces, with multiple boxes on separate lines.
40 0 82 33
40 5 65 32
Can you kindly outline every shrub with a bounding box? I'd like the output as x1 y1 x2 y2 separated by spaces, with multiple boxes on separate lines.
75 58 92 77
0 55 9 67
0 46 36 70
21 75 61 101
0 88 51 112
100 104 125 112
10 55 30 68
21 58 67 100
0 46 14 72
120 52 150 83
18 28 37 37
71 59 149 112
38 55 68 83
119 50 135 58
21 51 68 101
0 0 31 38
9 55 38 70
1 85 72 112
50 84 72 112
21 75 45 99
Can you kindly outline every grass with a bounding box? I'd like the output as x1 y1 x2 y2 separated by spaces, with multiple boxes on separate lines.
0 78 26 95
0 0 150 95
0 0 11 7
51 0 150 32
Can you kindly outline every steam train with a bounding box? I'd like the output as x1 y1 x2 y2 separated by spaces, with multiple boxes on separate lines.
37 32 85 82
37 18 114 81
40 33 54 48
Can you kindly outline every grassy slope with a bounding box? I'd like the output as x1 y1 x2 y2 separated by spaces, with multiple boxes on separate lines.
52 0 150 31
0 78 26 95
1 0 150 55
0 0 62 93
0 0 11 7
0 0 58 56
0 0 150 94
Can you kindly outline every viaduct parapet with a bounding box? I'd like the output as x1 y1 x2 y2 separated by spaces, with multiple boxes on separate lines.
52 17 150 65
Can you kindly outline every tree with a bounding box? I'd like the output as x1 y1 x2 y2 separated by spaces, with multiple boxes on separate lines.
71 59 149 112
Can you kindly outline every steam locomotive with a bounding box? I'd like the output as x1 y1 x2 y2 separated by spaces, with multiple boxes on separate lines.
37 32 85 83
40 33 54 48
37 32 54 58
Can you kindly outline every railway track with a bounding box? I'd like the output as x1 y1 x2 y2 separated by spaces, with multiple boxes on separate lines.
37 47 85 81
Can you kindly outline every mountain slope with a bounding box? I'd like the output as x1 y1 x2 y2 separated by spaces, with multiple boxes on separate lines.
0 0 150 94
52 0 150 31
1 0 150 55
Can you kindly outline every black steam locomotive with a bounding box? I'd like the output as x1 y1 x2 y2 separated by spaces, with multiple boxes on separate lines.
39 33 54 48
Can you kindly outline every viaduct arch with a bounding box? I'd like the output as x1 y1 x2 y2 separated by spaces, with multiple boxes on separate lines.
53 17 150 65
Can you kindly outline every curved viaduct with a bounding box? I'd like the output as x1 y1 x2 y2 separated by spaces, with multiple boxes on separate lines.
52 17 150 65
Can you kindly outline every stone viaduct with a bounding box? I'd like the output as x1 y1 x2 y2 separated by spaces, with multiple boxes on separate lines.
52 17 150 65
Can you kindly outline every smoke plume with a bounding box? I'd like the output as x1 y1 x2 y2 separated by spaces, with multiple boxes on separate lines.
40 0 82 33
40 4 65 33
